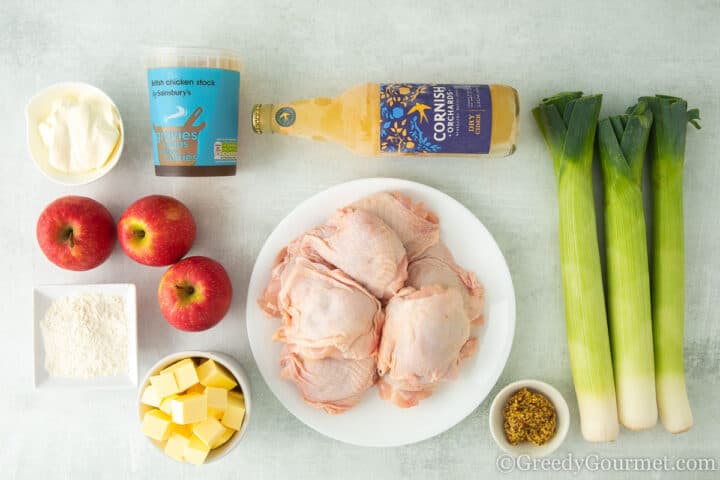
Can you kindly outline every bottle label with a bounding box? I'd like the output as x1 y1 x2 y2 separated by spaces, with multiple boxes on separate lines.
147 67 239 170
275 107 296 127
379 83 492 154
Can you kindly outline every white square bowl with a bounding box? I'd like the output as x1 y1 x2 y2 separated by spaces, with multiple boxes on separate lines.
33 283 138 389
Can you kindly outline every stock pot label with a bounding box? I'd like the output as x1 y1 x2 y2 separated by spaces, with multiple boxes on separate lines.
147 67 239 167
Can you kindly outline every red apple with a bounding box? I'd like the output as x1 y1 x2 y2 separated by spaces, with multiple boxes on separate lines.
118 195 196 266
158 256 232 332
36 196 115 271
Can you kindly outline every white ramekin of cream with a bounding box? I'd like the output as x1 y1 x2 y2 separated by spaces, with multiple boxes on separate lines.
26 82 124 185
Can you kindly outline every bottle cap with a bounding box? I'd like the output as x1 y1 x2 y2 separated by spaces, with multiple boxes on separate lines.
251 104 263 134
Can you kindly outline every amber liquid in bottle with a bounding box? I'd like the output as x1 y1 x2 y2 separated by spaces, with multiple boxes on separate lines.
252 83 518 156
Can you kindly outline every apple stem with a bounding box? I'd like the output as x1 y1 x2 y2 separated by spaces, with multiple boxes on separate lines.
175 284 195 298
133 230 145 239
63 228 75 248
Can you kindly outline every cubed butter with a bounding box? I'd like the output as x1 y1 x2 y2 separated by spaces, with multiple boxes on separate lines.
141 409 172 441
164 432 191 462
140 385 163 408
169 423 193 438
160 358 193 375
160 358 199 391
149 371 182 398
221 391 246 430
187 384 205 395
205 386 227 410
212 426 234 448
183 435 211 465
159 394 179 415
192 416 226 447
139 404 155 418
208 407 224 420
171 393 207 425
196 359 237 389
206 386 228 418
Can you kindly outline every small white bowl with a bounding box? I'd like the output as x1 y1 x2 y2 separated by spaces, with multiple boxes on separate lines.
489 379 570 457
25 82 124 186
33 283 138 389
137 351 252 464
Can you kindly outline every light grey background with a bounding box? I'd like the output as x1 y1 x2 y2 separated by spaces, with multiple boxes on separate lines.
1 0 718 478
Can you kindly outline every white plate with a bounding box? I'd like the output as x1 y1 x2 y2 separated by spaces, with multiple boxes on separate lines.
246 178 516 447
33 283 138 389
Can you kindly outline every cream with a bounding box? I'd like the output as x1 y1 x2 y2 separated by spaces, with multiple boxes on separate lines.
36 93 121 173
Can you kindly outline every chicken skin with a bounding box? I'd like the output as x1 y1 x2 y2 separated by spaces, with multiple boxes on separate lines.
407 242 485 326
297 208 407 300
352 192 439 261
273 256 383 360
280 350 377 414
377 285 478 407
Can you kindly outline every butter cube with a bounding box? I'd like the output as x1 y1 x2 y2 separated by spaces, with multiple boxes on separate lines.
196 359 237 389
169 423 193 438
161 358 199 391
212 426 234 448
208 408 224 420
164 433 191 462
140 385 163 408
160 358 193 375
150 371 181 398
183 435 211 465
159 394 179 415
141 409 172 441
187 384 205 395
205 386 228 418
221 391 246 430
192 416 226 447
139 404 155 418
171 393 207 425
205 386 228 407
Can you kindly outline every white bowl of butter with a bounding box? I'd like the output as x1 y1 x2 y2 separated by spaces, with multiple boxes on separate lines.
137 351 251 465
26 82 124 185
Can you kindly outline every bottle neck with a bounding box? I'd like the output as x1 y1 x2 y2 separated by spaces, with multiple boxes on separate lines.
251 104 275 134
252 99 339 140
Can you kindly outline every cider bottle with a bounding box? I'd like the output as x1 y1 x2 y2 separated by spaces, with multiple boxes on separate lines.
251 83 518 156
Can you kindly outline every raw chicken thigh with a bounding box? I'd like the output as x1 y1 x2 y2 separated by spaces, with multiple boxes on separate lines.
258 246 293 317
273 256 382 360
259 190 485 413
377 285 478 408
280 350 377 414
263 257 381 413
352 192 439 260
407 242 485 326
297 208 408 300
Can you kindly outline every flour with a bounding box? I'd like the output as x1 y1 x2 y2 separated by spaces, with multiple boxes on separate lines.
40 293 128 378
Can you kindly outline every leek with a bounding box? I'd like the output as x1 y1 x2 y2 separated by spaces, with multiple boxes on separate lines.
597 102 657 430
534 92 619 442
641 94 700 434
